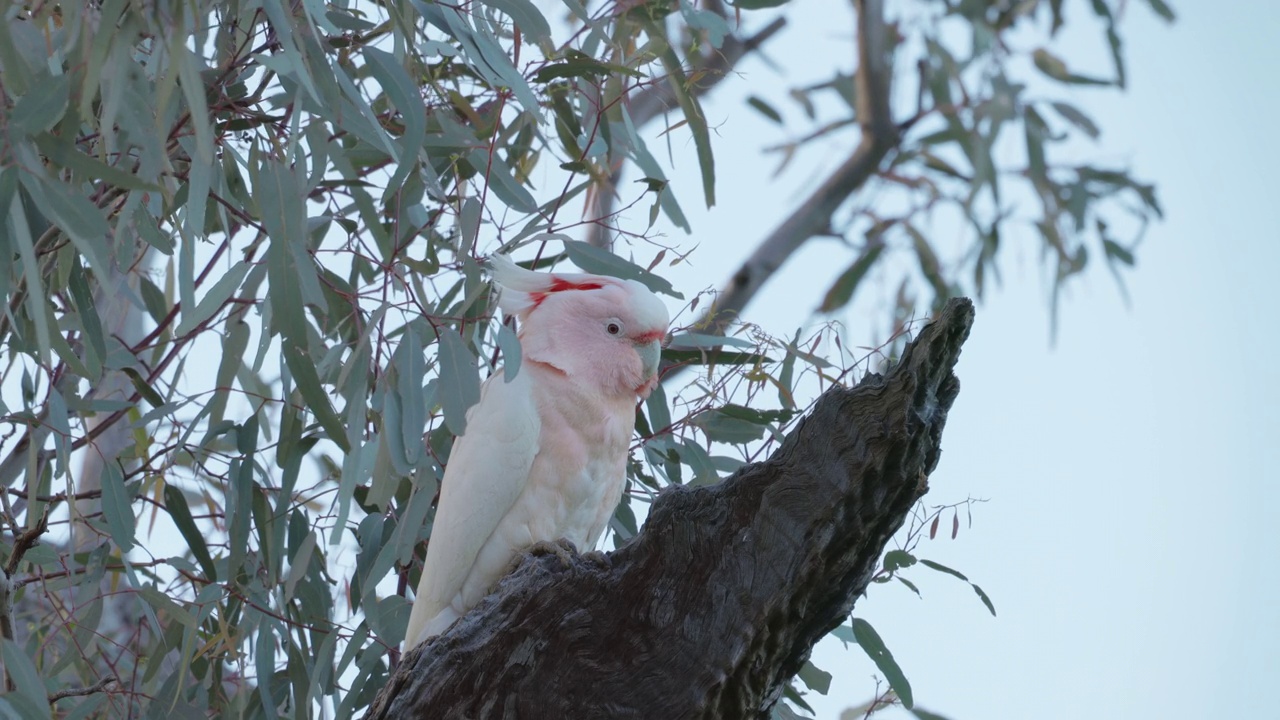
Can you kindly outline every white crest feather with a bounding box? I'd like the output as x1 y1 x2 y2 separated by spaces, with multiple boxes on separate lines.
487 254 614 318
487 254 551 317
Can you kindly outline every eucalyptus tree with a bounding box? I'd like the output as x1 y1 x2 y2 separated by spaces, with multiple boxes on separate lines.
0 0 1168 716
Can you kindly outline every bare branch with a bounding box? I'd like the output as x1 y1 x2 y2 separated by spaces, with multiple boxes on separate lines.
583 18 788 251
666 0 899 377
627 18 788 127
48 676 117 704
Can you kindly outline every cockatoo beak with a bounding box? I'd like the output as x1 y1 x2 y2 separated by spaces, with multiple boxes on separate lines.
636 339 661 383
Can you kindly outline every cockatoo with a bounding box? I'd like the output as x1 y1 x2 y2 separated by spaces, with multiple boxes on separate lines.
402 255 669 651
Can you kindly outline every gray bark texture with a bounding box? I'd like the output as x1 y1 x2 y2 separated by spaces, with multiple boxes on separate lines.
367 297 975 720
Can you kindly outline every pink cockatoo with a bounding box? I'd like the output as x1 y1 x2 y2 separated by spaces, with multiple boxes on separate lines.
402 255 669 651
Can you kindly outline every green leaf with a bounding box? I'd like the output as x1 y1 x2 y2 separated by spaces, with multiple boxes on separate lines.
883 549 917 572
363 47 427 196
563 240 683 298
395 325 427 466
33 134 161 190
465 147 538 213
100 461 136 552
851 618 913 708
897 576 921 597
121 367 165 408
691 403 793 444
436 327 481 436
9 73 70 136
258 158 349 451
796 660 831 695
819 243 885 312
1103 239 1135 266
174 39 214 163
652 29 716 207
919 558 969 581
747 96 783 124
66 260 106 374
1050 101 1101 139
1032 48 1111 86
920 558 996 615
667 333 754 350
1143 0 1176 21
972 583 997 616
733 0 791 9
483 0 554 44
164 485 217 580
620 108 691 233
175 260 250 336
281 342 349 452
533 52 642 83
660 349 774 367
911 709 955 720
20 175 109 279
830 624 855 646
1 639 50 718
496 322 523 382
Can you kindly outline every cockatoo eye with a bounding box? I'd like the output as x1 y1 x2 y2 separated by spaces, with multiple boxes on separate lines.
605 319 624 336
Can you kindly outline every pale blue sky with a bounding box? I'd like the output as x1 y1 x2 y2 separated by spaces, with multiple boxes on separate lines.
629 2 1279 717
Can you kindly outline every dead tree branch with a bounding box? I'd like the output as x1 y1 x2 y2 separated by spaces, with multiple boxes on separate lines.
367 297 974 719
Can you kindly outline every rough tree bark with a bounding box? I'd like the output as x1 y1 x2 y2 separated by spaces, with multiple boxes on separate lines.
366 297 974 719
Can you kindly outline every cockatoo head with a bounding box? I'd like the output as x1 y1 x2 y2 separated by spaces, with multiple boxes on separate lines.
488 255 670 399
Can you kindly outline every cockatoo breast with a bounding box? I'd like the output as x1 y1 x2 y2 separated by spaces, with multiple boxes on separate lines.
452 361 633 615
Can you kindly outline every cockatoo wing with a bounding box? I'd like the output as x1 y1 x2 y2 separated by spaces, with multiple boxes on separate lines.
403 368 540 649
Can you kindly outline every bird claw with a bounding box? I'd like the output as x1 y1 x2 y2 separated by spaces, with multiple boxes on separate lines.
581 550 610 570
523 538 579 570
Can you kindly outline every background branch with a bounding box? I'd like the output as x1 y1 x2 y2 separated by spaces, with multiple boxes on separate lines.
664 0 899 378
584 18 788 250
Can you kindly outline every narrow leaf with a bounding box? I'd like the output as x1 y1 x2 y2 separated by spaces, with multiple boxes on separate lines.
9 74 70 136
436 327 481 436
819 243 885 312
496 322 522 382
164 485 217 580
1 639 50 718
851 618 913 708
100 461 136 552
175 260 250 335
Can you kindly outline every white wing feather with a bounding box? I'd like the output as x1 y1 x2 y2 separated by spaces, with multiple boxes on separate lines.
403 369 539 649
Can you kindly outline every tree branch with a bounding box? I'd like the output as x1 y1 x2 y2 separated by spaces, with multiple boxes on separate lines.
666 0 899 377
48 676 116 704
627 18 788 127
367 297 974 719
584 18 788 251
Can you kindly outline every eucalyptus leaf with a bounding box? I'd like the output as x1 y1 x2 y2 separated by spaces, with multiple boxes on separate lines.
851 618 913 708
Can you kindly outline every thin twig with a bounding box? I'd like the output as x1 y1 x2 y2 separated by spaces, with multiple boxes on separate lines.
48 676 117 703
